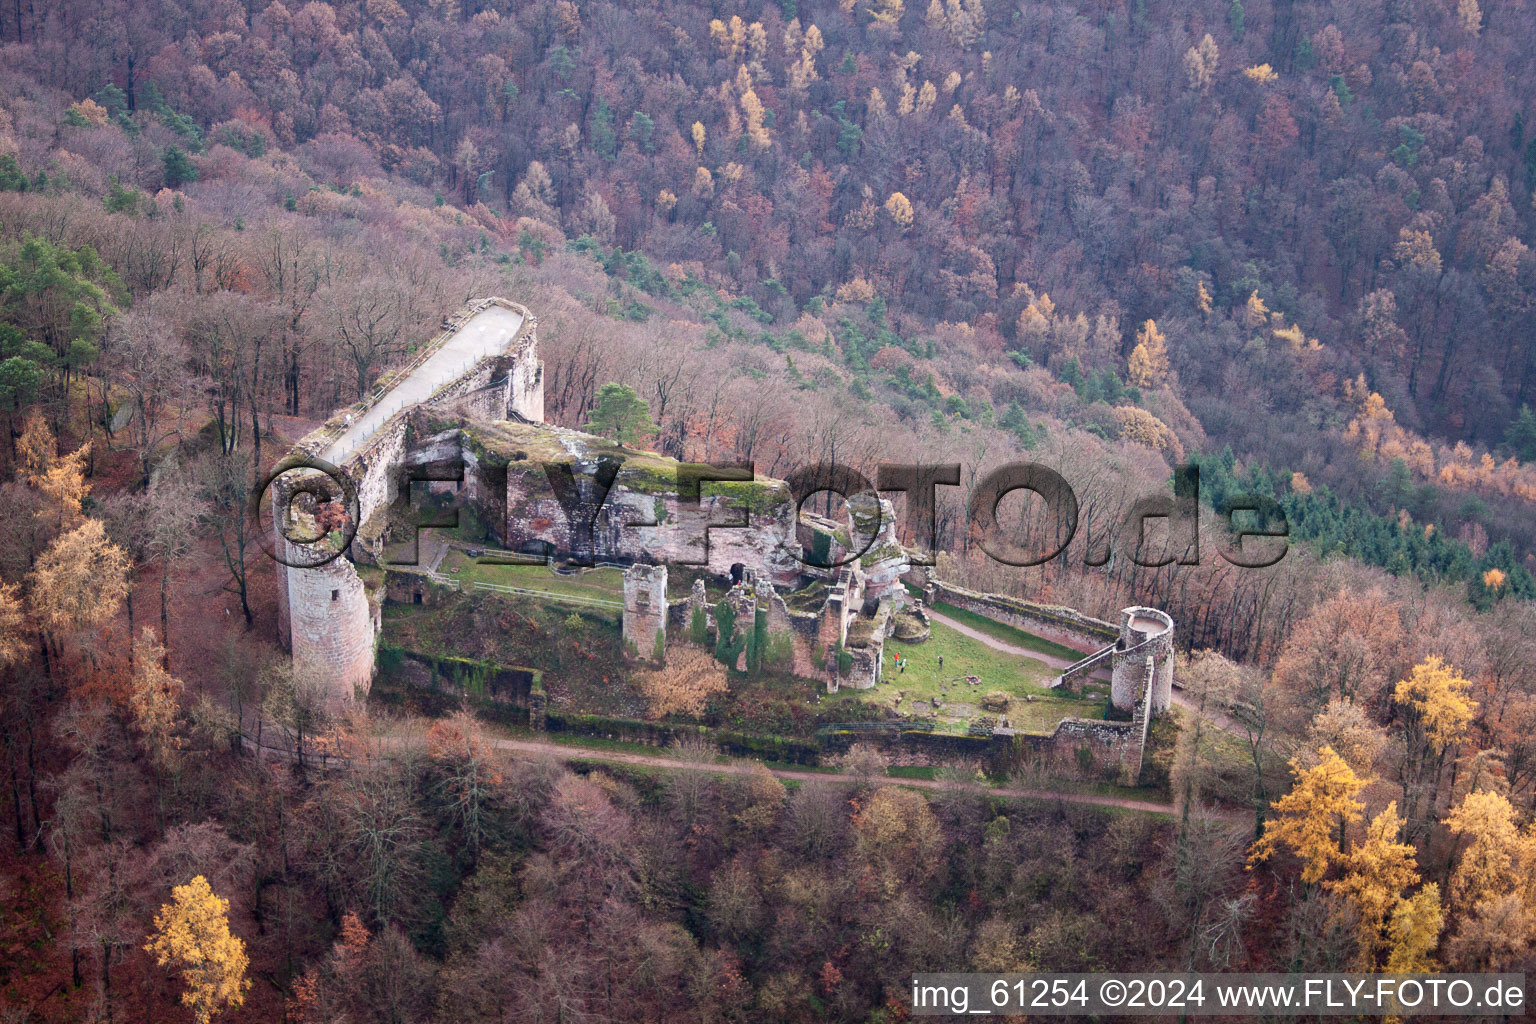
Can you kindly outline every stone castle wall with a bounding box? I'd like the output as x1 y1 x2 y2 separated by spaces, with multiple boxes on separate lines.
622 563 668 658
277 299 542 705
922 578 1119 654
493 431 802 585
1109 606 1175 714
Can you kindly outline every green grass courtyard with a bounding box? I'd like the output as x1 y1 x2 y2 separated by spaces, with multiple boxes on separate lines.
433 548 625 613
825 618 1105 734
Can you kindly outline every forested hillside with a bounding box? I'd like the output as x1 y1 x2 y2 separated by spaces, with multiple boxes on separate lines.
8 0 1536 571
1 1 1536 1021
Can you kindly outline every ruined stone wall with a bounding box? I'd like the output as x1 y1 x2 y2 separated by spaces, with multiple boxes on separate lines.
277 299 541 704
1110 653 1149 716
1040 716 1145 780
423 299 542 423
912 585 1175 779
622 563 668 659
924 580 1119 653
491 422 803 584
281 538 380 701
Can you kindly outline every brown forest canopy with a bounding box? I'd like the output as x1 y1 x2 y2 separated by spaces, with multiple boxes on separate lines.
6 0 1535 446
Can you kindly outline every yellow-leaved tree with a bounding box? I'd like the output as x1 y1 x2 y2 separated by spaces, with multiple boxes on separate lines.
1442 789 1536 969
852 786 944 895
884 191 914 231
1384 884 1444 972
1249 746 1365 883
1111 406 1184 461
0 577 26 670
27 518 131 660
1127 318 1170 387
1327 801 1420 964
1443 790 1534 913
19 411 90 533
1183 34 1219 91
740 88 770 149
1394 656 1476 753
145 875 250 1024
1244 290 1269 328
1393 656 1476 825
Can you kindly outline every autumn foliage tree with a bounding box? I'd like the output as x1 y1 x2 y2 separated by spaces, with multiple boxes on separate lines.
1126 319 1170 388
1249 746 1365 883
1442 789 1536 968
635 647 729 719
27 518 130 667
1393 656 1477 826
129 627 185 774
145 875 250 1024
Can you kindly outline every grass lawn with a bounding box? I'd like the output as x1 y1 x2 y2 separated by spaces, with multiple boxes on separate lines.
825 619 1104 734
436 549 624 610
925 599 1091 662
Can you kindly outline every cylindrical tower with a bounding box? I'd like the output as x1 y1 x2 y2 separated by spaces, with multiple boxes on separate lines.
1109 606 1175 714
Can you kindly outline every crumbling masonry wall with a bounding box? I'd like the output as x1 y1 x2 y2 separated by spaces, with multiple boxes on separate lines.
277 299 541 705
622 563 668 659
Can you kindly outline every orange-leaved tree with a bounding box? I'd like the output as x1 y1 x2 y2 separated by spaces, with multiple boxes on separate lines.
1393 656 1476 827
1248 746 1365 883
145 874 250 1024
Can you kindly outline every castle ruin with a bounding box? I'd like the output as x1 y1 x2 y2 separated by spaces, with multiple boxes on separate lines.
273 298 1175 775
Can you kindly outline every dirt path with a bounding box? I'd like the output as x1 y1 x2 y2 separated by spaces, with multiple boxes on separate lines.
925 608 1111 678
481 736 1177 815
246 730 1176 814
925 609 1247 735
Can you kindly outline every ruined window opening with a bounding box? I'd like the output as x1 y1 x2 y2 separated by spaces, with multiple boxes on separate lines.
414 592 423 605
331 589 339 601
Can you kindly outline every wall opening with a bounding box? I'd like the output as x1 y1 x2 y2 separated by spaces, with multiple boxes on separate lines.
414 592 423 605
331 589 339 602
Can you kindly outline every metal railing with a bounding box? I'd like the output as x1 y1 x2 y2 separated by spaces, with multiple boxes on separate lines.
545 557 630 577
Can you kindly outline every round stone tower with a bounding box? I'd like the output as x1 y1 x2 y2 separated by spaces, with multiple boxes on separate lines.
1109 606 1175 714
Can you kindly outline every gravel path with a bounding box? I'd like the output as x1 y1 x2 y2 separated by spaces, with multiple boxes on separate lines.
322 305 525 462
244 729 1176 814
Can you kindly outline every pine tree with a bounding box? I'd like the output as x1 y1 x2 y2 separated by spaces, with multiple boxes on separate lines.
1000 402 1037 448
585 382 657 445
162 145 198 188
1505 406 1536 461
